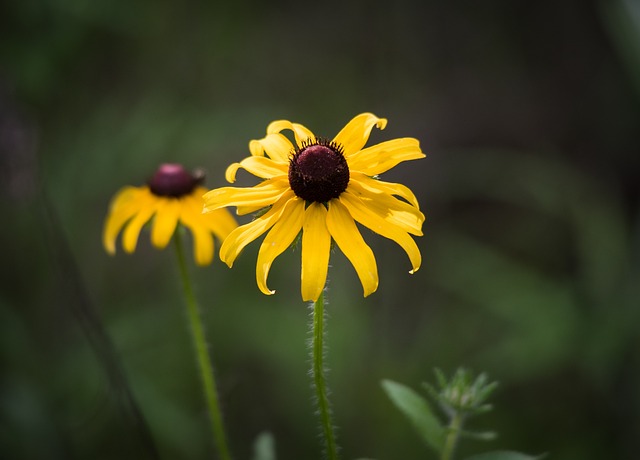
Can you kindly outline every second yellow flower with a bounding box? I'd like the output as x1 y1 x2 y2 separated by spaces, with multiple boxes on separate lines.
203 113 426 301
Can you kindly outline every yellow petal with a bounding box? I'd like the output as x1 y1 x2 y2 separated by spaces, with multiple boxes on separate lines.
326 199 379 297
347 180 425 236
350 171 421 210
178 190 217 266
249 133 294 163
225 156 288 183
301 203 331 302
191 224 215 266
150 198 181 249
201 209 238 241
256 198 305 296
333 113 387 156
189 187 237 241
122 191 160 253
340 191 422 273
180 204 214 265
203 178 289 213
347 138 425 176
103 186 144 254
266 120 315 147
235 204 271 216
219 190 296 267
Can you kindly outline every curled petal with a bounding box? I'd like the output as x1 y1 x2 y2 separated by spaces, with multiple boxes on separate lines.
347 138 425 176
266 120 315 147
103 186 144 254
347 180 425 236
301 203 331 302
326 199 379 297
256 198 305 295
249 133 294 163
340 191 422 274
225 163 242 183
203 178 290 213
333 113 387 156
219 190 296 267
226 156 288 183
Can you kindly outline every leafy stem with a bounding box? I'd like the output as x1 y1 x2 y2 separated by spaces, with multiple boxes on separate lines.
441 411 464 460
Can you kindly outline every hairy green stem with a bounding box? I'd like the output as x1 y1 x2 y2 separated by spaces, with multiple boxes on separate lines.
441 412 464 460
311 291 339 460
174 231 232 460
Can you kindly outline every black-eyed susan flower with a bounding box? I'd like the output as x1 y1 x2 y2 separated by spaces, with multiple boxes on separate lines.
103 163 237 266
203 113 425 301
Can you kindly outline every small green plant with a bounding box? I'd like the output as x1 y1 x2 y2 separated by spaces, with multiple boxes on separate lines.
382 368 544 460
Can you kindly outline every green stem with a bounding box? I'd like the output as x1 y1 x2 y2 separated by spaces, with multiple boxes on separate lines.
174 231 232 460
440 412 464 460
311 291 339 460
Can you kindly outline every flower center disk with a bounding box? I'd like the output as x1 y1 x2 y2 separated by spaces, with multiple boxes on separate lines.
288 141 349 203
148 163 203 197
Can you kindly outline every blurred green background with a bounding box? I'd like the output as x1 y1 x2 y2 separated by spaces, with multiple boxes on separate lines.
1 0 639 459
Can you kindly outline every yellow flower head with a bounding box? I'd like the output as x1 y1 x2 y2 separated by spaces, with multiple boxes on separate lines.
103 163 237 266
203 113 425 301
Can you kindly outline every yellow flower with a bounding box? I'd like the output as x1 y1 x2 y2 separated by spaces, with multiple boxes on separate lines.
203 113 425 301
103 163 237 266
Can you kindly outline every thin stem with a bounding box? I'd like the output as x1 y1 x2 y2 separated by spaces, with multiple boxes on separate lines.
311 291 339 460
174 231 232 460
440 412 464 460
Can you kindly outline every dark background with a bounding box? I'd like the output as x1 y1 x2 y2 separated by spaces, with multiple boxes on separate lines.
1 0 639 459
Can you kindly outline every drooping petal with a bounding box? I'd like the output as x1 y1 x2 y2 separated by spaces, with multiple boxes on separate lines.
347 138 425 176
301 203 331 302
249 133 294 163
203 178 289 213
347 180 425 236
266 120 315 147
199 213 238 242
122 191 160 253
150 198 181 249
326 199 379 297
103 186 144 254
219 190 296 267
191 224 214 266
256 198 305 295
340 191 422 273
179 195 216 266
225 156 288 183
350 171 421 210
333 113 388 156
190 187 237 238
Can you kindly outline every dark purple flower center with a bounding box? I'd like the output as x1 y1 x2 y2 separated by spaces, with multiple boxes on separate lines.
148 163 204 197
288 139 349 203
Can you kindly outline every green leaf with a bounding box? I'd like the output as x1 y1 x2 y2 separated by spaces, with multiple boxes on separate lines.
252 431 276 460
381 379 444 453
464 450 546 460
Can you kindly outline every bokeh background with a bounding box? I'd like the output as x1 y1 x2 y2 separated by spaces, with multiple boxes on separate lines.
1 0 639 459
